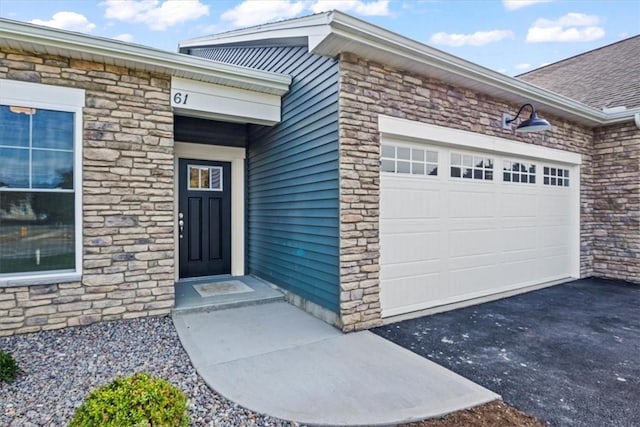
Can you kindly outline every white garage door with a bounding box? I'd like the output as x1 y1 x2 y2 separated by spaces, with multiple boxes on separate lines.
380 131 580 318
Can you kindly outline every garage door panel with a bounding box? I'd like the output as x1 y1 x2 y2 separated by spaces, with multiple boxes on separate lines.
448 190 496 218
381 219 441 234
380 141 577 318
381 259 441 280
381 275 443 311
381 232 441 264
449 229 496 257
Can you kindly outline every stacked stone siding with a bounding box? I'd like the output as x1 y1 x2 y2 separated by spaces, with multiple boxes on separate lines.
337 52 596 331
592 122 640 282
0 49 174 336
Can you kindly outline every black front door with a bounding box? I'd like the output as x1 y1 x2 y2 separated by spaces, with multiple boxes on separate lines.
178 159 231 278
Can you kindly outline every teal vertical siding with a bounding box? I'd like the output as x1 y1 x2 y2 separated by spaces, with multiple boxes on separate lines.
187 46 340 313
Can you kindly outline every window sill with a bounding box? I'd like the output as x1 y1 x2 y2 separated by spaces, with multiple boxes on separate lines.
0 272 81 288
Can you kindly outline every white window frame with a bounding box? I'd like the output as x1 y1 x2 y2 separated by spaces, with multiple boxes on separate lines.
449 151 494 181
0 80 84 286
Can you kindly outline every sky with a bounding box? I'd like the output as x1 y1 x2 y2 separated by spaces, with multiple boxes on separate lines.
0 0 638 75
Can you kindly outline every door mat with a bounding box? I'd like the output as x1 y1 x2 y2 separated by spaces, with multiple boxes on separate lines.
193 280 255 298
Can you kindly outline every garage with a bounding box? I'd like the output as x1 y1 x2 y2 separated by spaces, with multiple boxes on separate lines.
378 117 581 318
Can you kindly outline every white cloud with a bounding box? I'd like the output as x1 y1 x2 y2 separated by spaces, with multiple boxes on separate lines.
221 1 307 27
112 33 134 42
102 0 209 31
310 0 390 16
526 12 605 42
30 11 96 32
514 62 532 70
503 0 553 11
429 30 514 47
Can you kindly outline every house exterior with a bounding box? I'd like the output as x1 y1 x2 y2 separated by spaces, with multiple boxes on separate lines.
1 12 638 336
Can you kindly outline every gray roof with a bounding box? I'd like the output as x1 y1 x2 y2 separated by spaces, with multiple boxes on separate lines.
518 35 640 110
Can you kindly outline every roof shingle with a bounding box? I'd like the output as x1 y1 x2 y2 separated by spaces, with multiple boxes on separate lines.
517 35 640 110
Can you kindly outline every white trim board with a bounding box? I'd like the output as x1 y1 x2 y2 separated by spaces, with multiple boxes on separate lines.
174 142 246 277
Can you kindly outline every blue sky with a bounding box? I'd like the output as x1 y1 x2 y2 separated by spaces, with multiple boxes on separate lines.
1 0 638 75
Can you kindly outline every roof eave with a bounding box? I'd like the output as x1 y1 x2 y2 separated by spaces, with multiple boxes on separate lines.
0 18 291 96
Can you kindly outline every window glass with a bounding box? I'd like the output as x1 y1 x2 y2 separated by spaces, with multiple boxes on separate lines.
381 144 438 177
503 159 536 184
188 165 223 191
451 152 494 181
0 105 30 148
543 165 570 187
1 103 77 276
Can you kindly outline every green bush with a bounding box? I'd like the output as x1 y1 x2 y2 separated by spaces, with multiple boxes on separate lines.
0 350 20 383
69 373 189 427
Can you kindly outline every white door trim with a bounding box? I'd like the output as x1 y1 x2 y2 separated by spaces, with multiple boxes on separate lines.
174 142 245 278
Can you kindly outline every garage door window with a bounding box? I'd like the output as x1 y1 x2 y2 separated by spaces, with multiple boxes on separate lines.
381 144 438 176
503 160 536 184
450 153 493 180
543 166 570 187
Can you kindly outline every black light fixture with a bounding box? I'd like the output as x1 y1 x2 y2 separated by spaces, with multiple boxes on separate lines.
502 103 551 133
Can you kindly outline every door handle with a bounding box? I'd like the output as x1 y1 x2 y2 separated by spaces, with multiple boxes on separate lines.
178 212 184 238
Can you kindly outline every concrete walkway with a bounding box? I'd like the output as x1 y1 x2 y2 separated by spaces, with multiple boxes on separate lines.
173 302 499 426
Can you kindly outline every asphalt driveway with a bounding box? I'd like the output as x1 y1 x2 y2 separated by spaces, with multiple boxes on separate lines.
374 278 640 426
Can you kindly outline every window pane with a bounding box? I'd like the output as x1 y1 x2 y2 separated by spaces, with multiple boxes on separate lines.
427 165 438 176
504 172 511 182
564 170 569 178
32 150 73 189
426 151 438 163
530 175 536 184
32 109 74 150
463 155 473 167
210 167 222 190
513 174 520 183
200 168 209 188
450 166 461 178
397 147 410 161
397 161 410 174
381 159 395 173
0 105 31 148
544 167 549 175
0 192 75 274
474 169 483 179
529 165 536 174
451 153 461 165
189 166 199 189
381 145 395 158
412 148 424 162
412 162 425 175
544 177 549 185
463 168 472 178
485 170 493 181
564 179 569 187
0 148 29 188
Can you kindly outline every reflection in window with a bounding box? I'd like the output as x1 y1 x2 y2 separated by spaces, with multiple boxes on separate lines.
188 165 223 191
380 144 438 176
0 104 76 275
451 152 493 180
504 160 536 184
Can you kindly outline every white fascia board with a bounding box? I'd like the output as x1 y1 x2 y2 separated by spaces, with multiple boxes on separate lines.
179 12 332 49
0 18 291 96
379 115 582 165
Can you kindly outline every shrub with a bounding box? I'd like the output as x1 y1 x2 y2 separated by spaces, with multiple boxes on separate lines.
0 350 20 383
69 372 189 427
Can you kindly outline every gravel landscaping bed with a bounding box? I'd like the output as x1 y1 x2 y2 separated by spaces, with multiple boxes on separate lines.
0 315 298 427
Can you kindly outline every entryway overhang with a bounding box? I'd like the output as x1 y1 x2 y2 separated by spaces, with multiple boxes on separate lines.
171 76 287 125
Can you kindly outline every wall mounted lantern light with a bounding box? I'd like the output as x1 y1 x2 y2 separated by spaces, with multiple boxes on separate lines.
502 103 551 133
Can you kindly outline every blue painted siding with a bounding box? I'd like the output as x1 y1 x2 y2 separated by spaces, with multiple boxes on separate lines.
188 46 340 313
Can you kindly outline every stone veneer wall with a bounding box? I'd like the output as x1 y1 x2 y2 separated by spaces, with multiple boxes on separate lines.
337 52 596 331
592 122 640 282
0 49 174 336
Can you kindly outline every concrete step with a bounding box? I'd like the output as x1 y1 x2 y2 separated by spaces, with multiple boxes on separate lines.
172 275 285 315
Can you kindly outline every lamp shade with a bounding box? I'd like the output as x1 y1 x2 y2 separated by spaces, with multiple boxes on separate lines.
515 111 551 133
